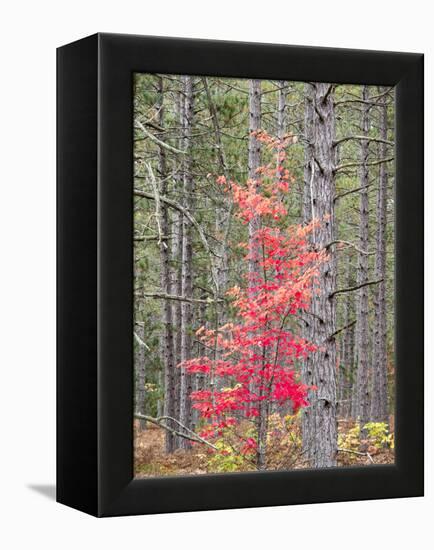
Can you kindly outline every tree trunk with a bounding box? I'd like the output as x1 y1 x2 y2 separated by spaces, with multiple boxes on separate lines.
248 79 262 279
277 81 286 140
179 75 194 448
302 83 338 468
192 299 207 429
277 81 287 184
204 77 230 395
171 209 182 440
170 81 184 447
355 85 371 441
248 79 268 469
302 83 314 452
338 253 356 418
135 323 147 430
156 77 177 453
370 88 389 425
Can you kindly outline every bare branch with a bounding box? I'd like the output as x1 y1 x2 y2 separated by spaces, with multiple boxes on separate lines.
330 278 383 299
134 235 169 242
133 331 150 351
335 157 394 172
325 240 374 256
145 120 165 132
135 291 224 304
329 319 356 340
337 447 374 464
334 182 374 202
333 135 394 148
135 119 186 155
134 413 218 450
134 189 221 259
335 87 393 107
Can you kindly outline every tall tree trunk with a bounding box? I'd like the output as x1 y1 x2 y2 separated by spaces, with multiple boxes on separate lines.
277 81 286 140
171 209 182 439
355 85 371 442
302 83 314 453
370 88 389 425
302 83 338 468
277 81 287 184
248 79 262 278
135 323 147 430
338 253 356 418
203 77 230 393
179 75 194 448
156 77 176 453
248 79 268 469
191 299 207 429
170 81 185 447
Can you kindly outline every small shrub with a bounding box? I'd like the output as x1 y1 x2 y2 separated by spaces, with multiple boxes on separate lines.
338 424 360 452
364 422 394 450
338 422 394 456
207 436 253 472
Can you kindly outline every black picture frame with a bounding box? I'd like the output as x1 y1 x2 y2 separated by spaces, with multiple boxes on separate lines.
57 33 424 517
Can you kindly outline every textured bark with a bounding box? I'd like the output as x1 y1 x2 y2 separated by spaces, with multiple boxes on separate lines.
301 83 338 468
277 81 287 140
192 299 207 428
370 88 389 424
355 86 371 440
135 323 147 430
301 83 314 451
179 75 194 448
277 81 287 183
204 77 230 391
248 79 268 469
157 370 164 417
171 81 184 437
157 77 176 453
170 209 182 432
338 253 356 418
248 79 262 278
203 76 230 300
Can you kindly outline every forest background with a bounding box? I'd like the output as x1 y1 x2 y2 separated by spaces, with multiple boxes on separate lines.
133 74 395 475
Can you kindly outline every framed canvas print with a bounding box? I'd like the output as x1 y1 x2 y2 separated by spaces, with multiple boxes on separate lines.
57 33 423 517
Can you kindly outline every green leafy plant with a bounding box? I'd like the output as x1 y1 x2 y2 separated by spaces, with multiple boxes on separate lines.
207 436 252 473
338 424 360 451
364 422 394 450
338 422 394 453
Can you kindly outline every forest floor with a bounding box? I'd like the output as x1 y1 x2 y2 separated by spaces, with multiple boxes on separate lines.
134 419 395 477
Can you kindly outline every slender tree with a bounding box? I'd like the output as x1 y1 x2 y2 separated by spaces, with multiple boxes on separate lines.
134 322 147 430
338 252 356 418
354 85 371 441
179 75 195 448
155 77 177 453
248 79 262 274
370 88 389 425
276 81 287 186
248 79 267 460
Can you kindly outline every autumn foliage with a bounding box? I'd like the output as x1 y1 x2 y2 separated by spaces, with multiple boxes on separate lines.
180 132 326 466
